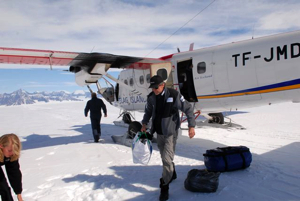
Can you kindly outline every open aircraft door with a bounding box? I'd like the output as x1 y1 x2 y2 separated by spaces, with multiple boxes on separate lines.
150 62 173 88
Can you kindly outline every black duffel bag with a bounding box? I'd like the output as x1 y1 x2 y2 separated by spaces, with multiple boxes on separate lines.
184 169 220 193
203 146 252 172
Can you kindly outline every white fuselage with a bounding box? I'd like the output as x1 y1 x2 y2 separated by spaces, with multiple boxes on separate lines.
115 31 300 113
115 68 150 111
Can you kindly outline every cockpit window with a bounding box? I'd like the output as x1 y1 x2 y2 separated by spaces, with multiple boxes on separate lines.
157 68 168 80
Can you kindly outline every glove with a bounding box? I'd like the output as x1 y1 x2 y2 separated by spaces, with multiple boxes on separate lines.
146 132 153 140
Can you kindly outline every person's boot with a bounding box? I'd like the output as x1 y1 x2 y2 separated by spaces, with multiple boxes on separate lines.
159 178 169 201
93 129 99 142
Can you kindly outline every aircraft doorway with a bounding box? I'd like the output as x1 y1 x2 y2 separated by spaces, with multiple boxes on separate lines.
177 59 198 102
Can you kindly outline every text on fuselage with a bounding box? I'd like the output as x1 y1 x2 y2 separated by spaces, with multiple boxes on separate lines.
232 43 300 67
118 95 146 105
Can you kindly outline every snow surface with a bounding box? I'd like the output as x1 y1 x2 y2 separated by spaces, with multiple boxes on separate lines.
0 100 299 201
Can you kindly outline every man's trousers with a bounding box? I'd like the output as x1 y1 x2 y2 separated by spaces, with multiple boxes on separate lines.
90 116 101 141
156 131 178 184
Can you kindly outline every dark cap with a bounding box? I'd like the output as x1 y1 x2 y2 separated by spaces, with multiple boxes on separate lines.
149 75 164 88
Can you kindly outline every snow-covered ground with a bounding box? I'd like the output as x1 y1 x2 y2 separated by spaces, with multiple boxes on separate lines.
0 100 299 201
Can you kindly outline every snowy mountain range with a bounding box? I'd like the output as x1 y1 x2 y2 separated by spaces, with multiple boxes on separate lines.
0 89 92 106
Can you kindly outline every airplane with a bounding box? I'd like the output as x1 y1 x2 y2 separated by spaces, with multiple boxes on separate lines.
0 30 300 131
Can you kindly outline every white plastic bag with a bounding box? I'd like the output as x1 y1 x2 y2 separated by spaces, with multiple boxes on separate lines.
132 132 152 165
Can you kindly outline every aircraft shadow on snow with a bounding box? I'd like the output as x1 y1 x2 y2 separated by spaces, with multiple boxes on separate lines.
21 123 124 150
20 109 300 200
22 111 248 160
21 121 231 161
21 114 300 200
191 111 248 130
21 109 247 150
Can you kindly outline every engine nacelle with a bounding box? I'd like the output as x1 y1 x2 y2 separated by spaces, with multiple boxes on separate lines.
74 70 103 86
69 66 81 73
72 63 109 86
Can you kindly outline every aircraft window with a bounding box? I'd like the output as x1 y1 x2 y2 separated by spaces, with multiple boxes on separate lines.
146 74 150 83
129 78 134 86
157 69 168 80
124 80 128 85
139 75 144 85
197 62 206 74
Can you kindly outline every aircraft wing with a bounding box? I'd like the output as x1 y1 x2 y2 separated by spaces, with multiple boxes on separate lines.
0 47 167 68
0 47 168 86
0 47 140 68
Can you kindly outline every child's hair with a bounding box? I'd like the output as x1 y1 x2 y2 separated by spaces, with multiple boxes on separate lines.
0 133 22 162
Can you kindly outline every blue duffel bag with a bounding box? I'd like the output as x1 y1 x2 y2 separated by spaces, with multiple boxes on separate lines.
203 146 252 172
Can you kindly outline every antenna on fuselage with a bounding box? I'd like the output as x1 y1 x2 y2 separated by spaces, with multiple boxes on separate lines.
251 23 256 39
189 43 194 51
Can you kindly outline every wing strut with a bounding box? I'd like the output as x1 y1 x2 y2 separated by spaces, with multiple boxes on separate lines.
49 52 54 70
96 81 102 94
87 85 93 93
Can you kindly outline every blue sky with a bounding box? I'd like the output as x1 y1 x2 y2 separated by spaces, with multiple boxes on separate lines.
0 68 120 93
1 0 300 93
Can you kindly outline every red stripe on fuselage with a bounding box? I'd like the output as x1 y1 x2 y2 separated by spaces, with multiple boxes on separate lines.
126 62 152 70
159 54 174 60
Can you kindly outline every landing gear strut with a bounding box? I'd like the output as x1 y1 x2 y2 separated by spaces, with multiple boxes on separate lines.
117 112 134 124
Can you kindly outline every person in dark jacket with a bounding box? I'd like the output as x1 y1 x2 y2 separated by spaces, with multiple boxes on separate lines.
141 75 196 201
0 133 23 201
84 93 107 142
